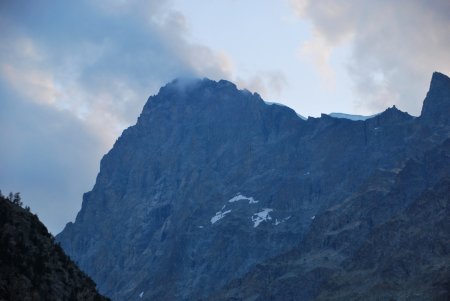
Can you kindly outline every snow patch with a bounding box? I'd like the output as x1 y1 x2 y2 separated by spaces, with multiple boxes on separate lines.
228 194 259 204
139 291 144 298
296 113 307 120
211 209 232 224
251 208 273 227
264 101 306 120
264 101 287 107
329 112 378 121
311 215 315 220
274 216 291 226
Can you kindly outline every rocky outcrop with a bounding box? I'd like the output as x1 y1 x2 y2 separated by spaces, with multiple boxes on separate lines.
0 195 109 301
57 73 450 300
213 138 450 301
420 72 450 126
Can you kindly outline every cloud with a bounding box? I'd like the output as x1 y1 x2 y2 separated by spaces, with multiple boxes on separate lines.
291 0 450 114
298 32 335 88
0 0 232 233
236 71 288 100
0 81 104 234
1 0 233 131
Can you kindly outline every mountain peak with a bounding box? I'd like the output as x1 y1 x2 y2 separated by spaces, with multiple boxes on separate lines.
138 77 300 131
374 105 413 124
420 71 450 125
162 77 237 93
144 78 244 108
430 71 450 89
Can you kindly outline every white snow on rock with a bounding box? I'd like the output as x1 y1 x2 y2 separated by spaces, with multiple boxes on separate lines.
211 209 232 224
274 216 291 226
251 208 273 227
228 194 259 204
329 112 378 121
311 215 315 220
297 113 307 120
139 291 144 298
264 101 287 107
264 101 306 120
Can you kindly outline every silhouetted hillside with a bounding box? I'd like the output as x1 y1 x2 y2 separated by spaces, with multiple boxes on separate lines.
0 193 109 301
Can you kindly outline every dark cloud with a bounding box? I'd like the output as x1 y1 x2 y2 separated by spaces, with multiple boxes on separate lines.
0 81 103 233
292 0 450 114
0 0 231 233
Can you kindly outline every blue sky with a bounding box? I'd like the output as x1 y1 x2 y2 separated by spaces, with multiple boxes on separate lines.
1 0 449 234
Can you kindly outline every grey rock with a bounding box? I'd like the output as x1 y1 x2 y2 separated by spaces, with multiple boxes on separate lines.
420 71 450 126
215 139 450 301
57 73 450 300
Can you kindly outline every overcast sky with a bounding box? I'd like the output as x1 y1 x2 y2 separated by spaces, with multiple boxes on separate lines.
1 0 449 234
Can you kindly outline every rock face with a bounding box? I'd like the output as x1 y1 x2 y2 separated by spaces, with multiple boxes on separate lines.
421 72 450 126
57 73 450 300
213 139 450 301
0 195 109 301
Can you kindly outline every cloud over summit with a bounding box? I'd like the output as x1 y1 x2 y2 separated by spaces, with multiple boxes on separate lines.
0 0 231 233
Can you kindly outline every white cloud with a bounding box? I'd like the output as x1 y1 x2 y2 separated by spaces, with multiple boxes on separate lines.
291 0 450 114
0 0 232 233
298 32 335 88
1 64 60 106
236 71 288 100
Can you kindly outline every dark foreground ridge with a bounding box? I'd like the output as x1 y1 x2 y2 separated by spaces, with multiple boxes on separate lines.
57 72 450 300
0 194 109 301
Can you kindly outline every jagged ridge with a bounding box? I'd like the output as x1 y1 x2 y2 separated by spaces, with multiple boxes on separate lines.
57 72 450 300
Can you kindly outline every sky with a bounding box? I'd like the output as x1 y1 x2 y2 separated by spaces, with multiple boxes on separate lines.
1 0 449 234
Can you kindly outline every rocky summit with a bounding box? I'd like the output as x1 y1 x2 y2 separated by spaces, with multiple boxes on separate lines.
57 72 450 300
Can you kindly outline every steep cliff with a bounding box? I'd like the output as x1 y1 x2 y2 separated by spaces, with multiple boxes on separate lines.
213 138 450 301
57 72 450 300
